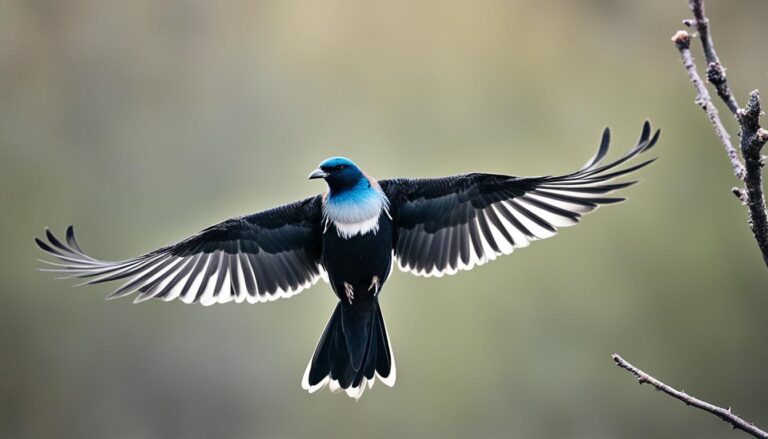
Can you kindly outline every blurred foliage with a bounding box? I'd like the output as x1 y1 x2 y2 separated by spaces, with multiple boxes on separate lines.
2 0 768 438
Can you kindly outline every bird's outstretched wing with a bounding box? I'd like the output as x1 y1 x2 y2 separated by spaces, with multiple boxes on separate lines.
380 121 659 277
36 196 325 306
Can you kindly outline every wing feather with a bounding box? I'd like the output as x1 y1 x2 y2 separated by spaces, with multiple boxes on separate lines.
382 121 659 277
36 196 325 305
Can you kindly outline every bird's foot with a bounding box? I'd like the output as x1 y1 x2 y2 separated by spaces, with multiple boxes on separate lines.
368 276 380 295
344 282 354 304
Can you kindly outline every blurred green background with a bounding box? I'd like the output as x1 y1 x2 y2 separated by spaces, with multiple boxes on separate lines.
2 1 768 438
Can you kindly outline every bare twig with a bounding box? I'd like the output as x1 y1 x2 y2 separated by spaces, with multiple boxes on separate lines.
683 0 740 115
671 30 745 181
612 354 768 439
674 0 768 267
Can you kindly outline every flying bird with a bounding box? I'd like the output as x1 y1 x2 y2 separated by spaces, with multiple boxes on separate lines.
36 121 659 399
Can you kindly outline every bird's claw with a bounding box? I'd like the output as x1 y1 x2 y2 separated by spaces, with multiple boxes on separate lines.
344 282 354 304
368 276 380 295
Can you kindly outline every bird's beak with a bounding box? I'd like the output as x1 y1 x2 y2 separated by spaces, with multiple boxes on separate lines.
308 169 328 180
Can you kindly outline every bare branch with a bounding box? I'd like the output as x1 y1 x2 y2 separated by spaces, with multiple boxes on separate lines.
671 30 745 180
617 1 768 435
612 354 768 439
674 0 768 267
684 0 740 114
737 92 768 265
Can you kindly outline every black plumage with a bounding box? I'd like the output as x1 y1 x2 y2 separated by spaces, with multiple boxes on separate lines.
35 121 659 399
383 122 658 276
306 213 395 394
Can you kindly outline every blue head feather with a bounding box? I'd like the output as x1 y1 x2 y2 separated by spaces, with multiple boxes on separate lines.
318 157 365 193
313 157 389 228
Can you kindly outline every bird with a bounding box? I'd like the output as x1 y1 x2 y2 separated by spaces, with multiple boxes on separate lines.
35 121 659 399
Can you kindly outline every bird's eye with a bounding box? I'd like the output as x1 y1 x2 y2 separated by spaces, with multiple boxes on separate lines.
336 165 345 171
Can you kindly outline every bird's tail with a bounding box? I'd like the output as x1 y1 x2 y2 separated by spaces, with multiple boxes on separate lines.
301 298 395 399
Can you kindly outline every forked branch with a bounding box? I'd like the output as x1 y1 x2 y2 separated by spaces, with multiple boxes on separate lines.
673 0 768 266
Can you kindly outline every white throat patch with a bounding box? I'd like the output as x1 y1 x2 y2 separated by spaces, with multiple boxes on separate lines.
332 215 382 239
323 178 390 239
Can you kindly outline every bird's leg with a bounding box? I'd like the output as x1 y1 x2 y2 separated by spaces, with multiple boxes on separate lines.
344 282 354 304
368 276 380 296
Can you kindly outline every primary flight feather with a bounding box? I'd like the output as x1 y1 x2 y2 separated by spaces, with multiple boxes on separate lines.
36 121 659 399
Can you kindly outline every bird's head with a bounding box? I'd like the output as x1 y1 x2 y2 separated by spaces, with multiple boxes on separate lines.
308 157 366 192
